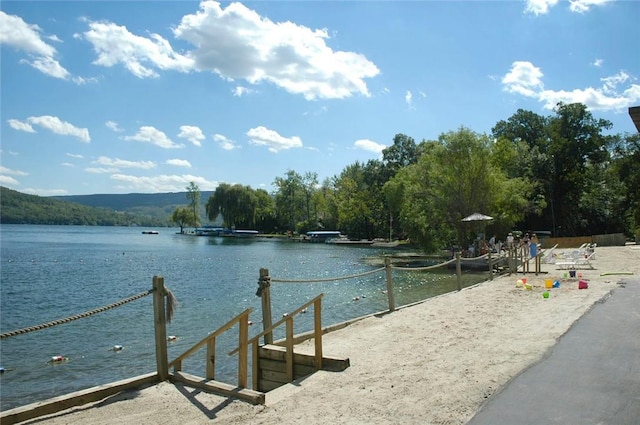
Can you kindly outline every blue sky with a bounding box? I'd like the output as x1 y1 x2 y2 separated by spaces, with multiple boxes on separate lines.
1 0 638 196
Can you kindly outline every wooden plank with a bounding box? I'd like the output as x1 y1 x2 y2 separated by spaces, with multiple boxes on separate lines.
238 312 249 388
314 298 322 369
0 373 158 425
170 372 265 405
261 365 316 383
259 378 285 392
259 345 349 371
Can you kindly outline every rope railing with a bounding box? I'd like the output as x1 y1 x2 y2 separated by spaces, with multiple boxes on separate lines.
0 289 154 339
271 267 386 284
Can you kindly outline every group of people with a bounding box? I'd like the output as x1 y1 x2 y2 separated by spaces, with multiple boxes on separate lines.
505 232 539 258
465 232 540 258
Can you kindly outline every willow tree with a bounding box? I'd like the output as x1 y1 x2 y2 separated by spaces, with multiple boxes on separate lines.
206 183 258 229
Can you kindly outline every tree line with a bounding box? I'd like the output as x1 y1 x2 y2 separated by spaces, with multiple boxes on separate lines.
172 102 640 252
0 186 168 227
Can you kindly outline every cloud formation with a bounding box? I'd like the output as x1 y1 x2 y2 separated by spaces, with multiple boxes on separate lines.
246 126 302 153
177 125 205 146
213 133 239 150
502 61 640 111
0 11 87 83
123 126 183 148
79 1 379 100
524 0 611 15
354 139 386 154
8 115 90 142
110 173 218 192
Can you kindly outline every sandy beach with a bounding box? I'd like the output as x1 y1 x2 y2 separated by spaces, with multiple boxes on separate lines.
13 245 640 425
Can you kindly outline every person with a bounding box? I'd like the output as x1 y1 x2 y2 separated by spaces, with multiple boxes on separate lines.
530 233 539 258
506 232 514 249
488 235 496 251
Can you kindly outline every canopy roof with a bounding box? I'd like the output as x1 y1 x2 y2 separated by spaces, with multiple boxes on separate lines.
461 213 493 222
629 106 640 133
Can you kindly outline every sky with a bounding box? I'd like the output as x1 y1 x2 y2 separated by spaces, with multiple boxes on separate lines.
1 0 639 196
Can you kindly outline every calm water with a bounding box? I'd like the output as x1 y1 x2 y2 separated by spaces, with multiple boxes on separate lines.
0 225 485 410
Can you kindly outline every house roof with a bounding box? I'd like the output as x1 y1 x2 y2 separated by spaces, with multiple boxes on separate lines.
630 106 640 132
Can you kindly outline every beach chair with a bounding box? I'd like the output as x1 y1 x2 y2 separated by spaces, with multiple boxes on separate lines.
555 252 596 270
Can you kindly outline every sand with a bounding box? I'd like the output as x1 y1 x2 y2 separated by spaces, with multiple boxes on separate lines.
14 245 640 425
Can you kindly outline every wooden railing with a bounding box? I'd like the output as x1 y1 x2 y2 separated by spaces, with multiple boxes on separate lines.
168 308 252 388
229 294 324 390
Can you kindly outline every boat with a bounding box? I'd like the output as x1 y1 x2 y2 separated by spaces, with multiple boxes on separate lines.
141 231 159 235
230 229 259 238
325 237 375 246
306 230 343 243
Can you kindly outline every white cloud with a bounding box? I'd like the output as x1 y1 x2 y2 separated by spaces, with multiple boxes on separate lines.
79 2 379 99
7 119 36 133
173 1 380 100
213 133 239 150
0 11 85 82
66 153 84 159
21 187 68 196
0 166 28 176
593 58 603 67
569 0 612 13
525 0 610 14
405 90 413 106
106 120 123 132
86 167 119 174
0 175 20 186
81 20 194 78
502 61 544 97
95 156 156 169
15 115 90 142
354 139 386 155
246 126 302 153
177 125 205 147
502 61 640 111
524 0 559 15
61 162 74 167
233 86 255 97
166 159 192 167
110 173 218 192
124 126 183 149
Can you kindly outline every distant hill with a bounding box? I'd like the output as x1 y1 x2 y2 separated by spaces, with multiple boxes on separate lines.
52 191 215 222
0 186 171 226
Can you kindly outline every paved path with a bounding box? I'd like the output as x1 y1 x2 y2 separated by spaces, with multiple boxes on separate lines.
467 278 640 425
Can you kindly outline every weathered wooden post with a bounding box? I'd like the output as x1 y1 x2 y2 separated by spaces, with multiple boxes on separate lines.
257 268 273 344
456 252 462 291
384 257 395 312
488 250 493 280
313 297 323 370
153 275 169 381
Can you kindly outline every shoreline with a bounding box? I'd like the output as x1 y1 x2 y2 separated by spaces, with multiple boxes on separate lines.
11 245 640 425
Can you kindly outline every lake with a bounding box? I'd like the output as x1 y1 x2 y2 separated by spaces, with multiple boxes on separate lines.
0 225 486 410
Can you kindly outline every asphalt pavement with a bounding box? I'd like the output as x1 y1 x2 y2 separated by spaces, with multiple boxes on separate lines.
467 277 640 425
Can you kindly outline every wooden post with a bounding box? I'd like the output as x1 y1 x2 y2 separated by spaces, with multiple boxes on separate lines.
384 257 395 312
238 312 249 388
206 337 216 380
456 252 462 291
258 268 273 345
153 276 169 381
285 317 294 382
314 297 323 370
488 250 493 280
252 340 260 391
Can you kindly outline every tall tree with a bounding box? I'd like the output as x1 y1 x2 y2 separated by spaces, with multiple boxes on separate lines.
186 181 201 229
546 102 613 236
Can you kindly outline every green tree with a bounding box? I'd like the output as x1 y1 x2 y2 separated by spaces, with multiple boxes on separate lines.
171 206 193 234
186 182 201 230
206 183 258 229
546 102 613 236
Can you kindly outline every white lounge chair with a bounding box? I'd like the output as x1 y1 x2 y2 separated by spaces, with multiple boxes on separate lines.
555 252 596 270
